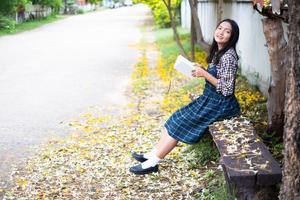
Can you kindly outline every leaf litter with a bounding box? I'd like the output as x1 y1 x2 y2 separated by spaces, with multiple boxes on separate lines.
2 45 213 200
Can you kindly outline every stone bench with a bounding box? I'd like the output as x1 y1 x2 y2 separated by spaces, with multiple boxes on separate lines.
209 116 282 200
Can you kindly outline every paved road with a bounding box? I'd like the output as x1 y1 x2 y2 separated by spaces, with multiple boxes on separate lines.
0 4 150 186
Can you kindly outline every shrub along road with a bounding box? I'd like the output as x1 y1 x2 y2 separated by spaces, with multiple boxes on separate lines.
0 4 150 188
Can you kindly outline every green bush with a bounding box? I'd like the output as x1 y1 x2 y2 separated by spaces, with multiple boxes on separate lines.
151 1 171 28
0 0 17 15
76 8 85 14
0 16 16 31
134 0 180 28
32 0 63 10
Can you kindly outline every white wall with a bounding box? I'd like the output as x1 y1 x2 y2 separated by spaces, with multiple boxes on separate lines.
181 0 191 29
181 0 272 94
197 1 218 44
16 4 52 24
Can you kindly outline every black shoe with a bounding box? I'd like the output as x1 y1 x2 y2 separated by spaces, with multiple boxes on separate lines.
129 164 158 175
131 152 148 162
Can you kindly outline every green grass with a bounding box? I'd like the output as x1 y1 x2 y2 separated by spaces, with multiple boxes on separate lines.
155 27 190 43
0 15 65 37
155 27 190 63
194 172 229 200
185 134 220 167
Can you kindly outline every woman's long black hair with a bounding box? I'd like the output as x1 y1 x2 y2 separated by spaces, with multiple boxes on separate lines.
206 19 240 65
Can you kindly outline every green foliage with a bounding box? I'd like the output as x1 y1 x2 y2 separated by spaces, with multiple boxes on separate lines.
271 143 283 158
260 130 283 163
49 0 63 9
89 0 101 4
203 169 215 180
76 8 85 14
0 0 63 15
155 27 190 59
0 14 63 36
134 0 181 28
194 172 229 200
0 15 16 31
185 134 220 167
17 0 30 9
65 0 75 4
31 0 63 9
0 0 28 14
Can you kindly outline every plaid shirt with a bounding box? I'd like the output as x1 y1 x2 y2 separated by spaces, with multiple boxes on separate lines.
214 48 238 96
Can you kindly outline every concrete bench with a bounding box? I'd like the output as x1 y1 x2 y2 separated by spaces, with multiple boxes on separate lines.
209 116 282 200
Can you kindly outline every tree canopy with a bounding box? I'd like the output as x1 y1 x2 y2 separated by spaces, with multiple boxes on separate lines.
31 0 63 9
0 0 27 15
133 0 181 28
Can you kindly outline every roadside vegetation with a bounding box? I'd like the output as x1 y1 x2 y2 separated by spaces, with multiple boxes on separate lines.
0 14 64 36
132 0 181 28
0 0 101 37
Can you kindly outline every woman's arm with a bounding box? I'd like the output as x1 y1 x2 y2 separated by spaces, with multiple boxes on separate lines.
192 53 238 96
191 64 218 86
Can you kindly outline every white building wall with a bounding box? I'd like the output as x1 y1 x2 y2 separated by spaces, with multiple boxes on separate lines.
181 0 191 29
197 1 218 44
181 0 272 94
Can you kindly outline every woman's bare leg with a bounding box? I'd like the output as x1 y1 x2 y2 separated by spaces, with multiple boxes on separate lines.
154 128 178 159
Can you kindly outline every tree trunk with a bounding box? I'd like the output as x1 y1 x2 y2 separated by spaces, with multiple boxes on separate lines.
262 18 287 138
188 0 210 53
279 0 300 199
170 12 189 58
217 0 224 23
191 14 196 61
64 0 67 14
162 0 189 58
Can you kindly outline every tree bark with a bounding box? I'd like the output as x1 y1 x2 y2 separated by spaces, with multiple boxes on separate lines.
279 0 300 199
262 18 287 138
191 13 196 60
188 0 210 53
162 0 189 58
64 0 68 14
217 0 224 23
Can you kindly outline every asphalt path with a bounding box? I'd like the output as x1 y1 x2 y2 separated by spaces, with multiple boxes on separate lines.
0 4 151 186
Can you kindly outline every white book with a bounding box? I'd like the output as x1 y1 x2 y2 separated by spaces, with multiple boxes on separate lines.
174 55 194 78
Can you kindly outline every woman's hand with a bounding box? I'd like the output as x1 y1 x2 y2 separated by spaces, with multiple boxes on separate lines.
191 63 207 78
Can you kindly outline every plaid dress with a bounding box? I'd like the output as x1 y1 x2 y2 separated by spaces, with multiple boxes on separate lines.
164 63 240 144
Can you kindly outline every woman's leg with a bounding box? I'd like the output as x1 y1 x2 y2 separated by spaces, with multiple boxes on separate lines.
130 128 178 174
154 127 178 159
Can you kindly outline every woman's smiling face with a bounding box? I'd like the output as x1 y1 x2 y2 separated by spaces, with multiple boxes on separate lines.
214 21 232 49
